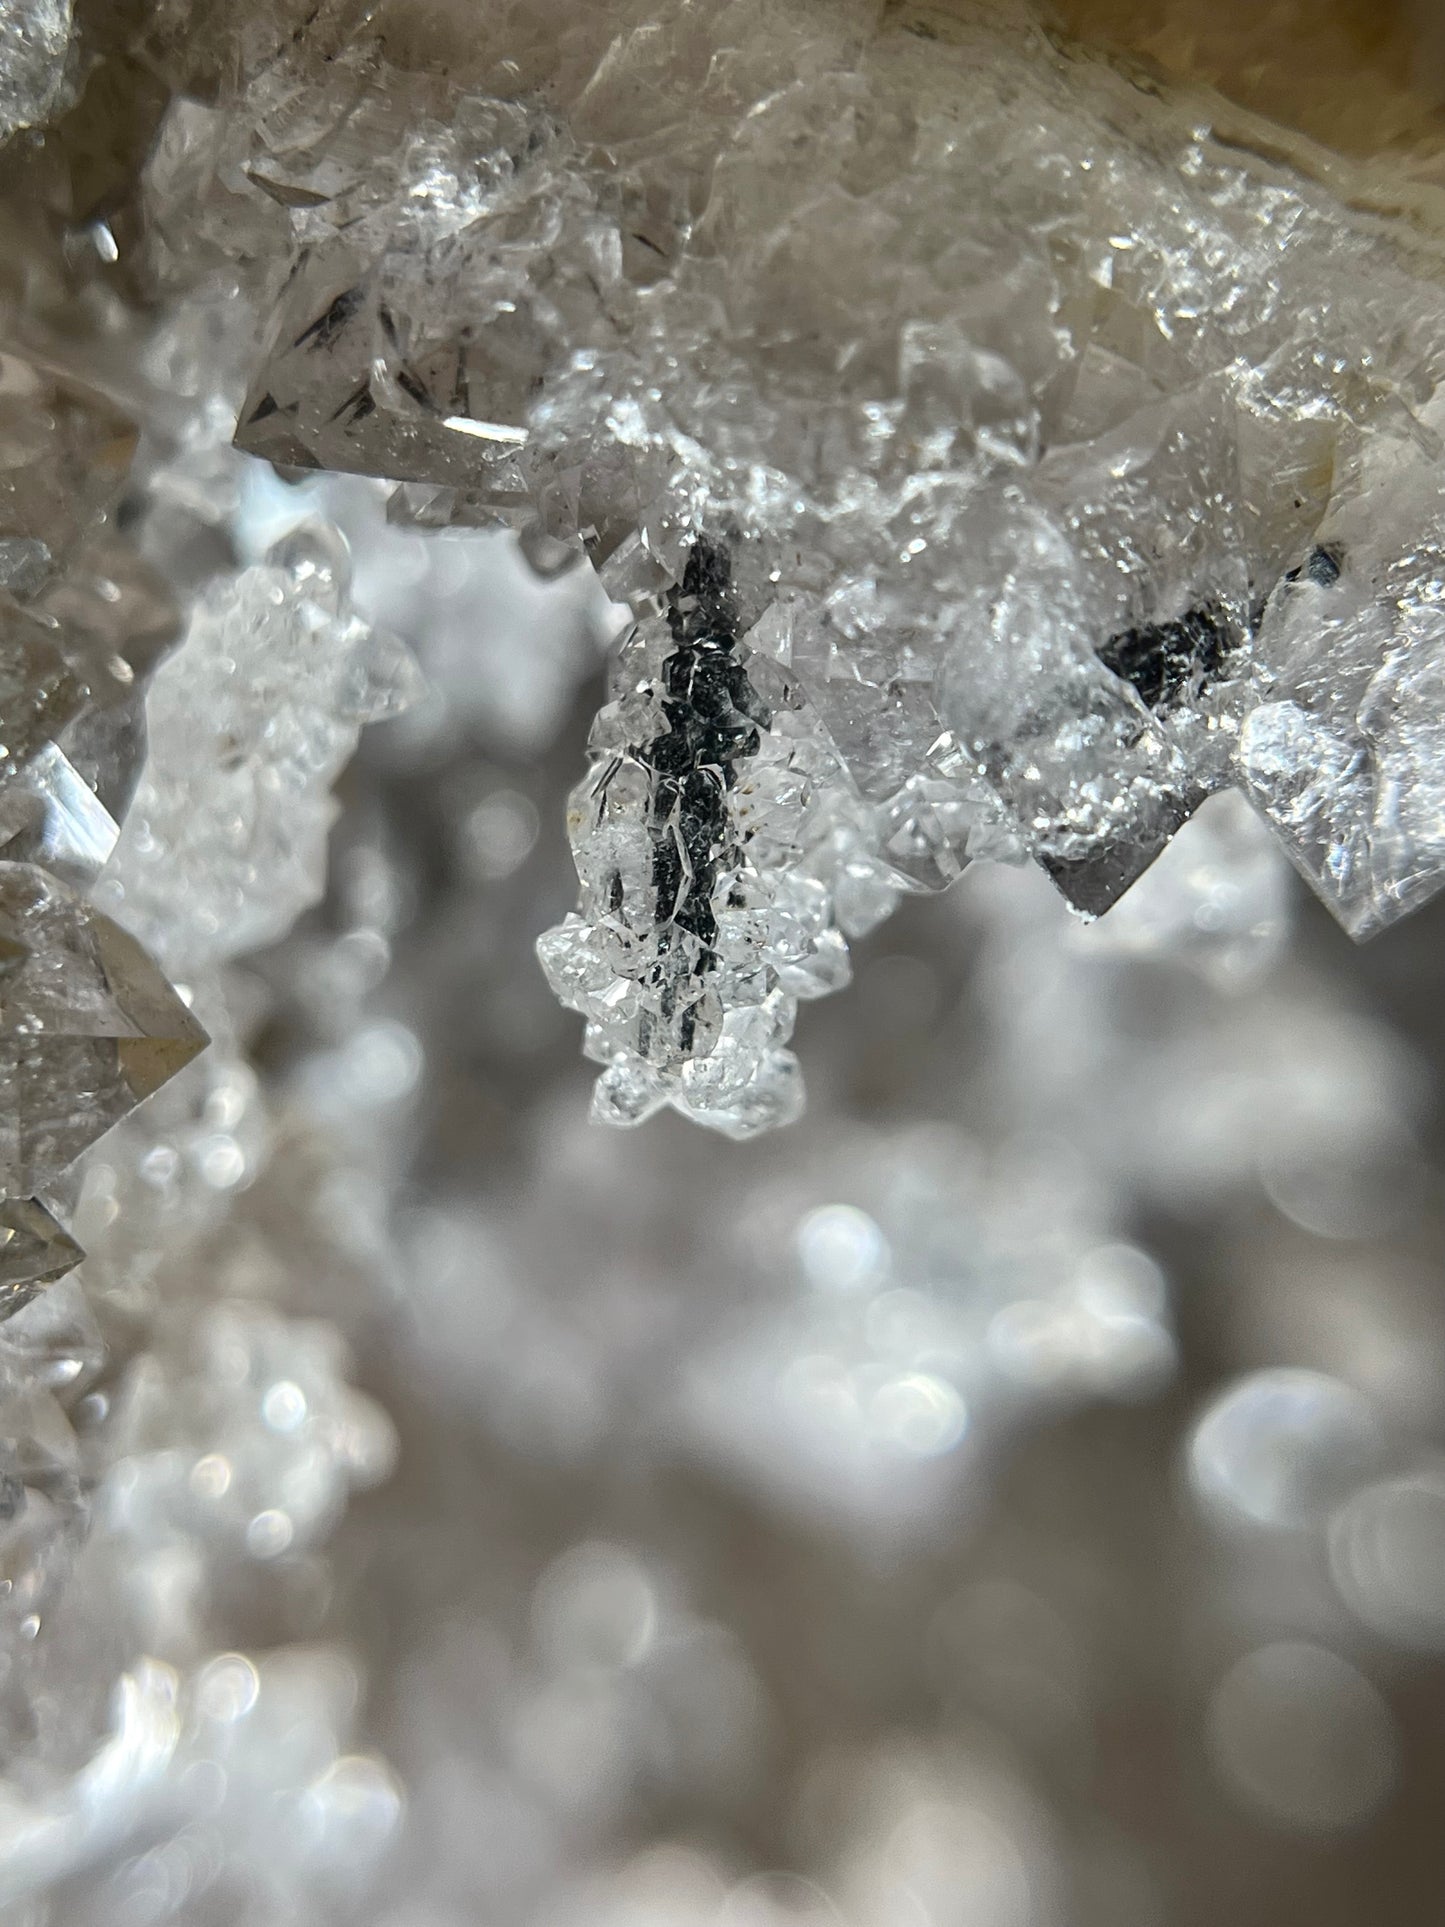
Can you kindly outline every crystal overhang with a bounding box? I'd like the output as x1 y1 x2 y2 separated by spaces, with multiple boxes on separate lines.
138 0 1445 1127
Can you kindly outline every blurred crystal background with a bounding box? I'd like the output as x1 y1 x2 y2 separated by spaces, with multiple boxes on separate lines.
2 2 1445 1925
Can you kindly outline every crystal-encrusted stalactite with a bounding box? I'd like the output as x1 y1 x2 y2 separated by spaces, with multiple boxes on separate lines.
540 539 883 1134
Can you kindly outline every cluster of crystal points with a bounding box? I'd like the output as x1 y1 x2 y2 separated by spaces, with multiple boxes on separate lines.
94 532 424 974
538 537 899 1134
5 4 1445 1913
0 358 204 1302
0 306 412 1887
0 506 409 1301
0 444 408 1919
128 0 1445 1128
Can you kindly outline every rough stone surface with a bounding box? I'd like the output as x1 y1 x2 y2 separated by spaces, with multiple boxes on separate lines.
0 0 72 144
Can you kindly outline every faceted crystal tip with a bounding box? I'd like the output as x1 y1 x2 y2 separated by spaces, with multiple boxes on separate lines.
0 861 209 1194
0 1196 83 1320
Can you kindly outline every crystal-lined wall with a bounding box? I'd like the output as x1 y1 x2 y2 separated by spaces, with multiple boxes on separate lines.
2 4 1445 1924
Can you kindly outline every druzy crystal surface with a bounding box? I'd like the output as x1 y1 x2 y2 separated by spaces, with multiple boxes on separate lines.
3 2 1445 1919
131 0 1445 1125
94 534 425 974
538 538 881 1134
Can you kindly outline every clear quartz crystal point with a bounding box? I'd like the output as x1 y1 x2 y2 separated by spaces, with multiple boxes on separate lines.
0 1199 82 1320
0 860 208 1196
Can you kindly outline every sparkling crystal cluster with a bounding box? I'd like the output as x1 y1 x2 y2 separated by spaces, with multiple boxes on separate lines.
0 364 206 1300
0 370 418 1295
0 969 402 1916
0 11 430 1895
539 538 901 1133
95 532 424 975
124 0 1445 1124
4 5 1445 1924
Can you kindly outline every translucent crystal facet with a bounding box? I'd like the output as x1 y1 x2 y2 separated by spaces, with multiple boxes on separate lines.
0 353 138 603
1241 410 1445 937
0 0 72 143
0 861 207 1195
0 1199 82 1321
0 546 178 887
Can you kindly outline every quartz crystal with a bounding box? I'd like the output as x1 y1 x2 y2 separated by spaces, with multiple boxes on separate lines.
0 353 138 603
0 1198 82 1319
138 0 1445 1122
0 544 177 886
1240 402 1445 937
235 466 618 757
2 2 1444 1914
94 530 424 973
0 861 207 1196
538 539 892 1135
0 0 71 144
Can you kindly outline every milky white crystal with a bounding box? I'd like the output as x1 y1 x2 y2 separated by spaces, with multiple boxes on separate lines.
95 530 424 973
